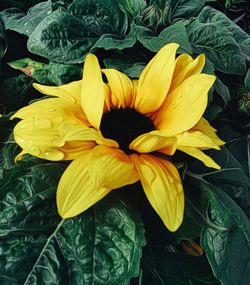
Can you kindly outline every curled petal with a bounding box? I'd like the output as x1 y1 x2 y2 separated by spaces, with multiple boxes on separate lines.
170 53 205 92
33 80 82 105
178 146 221 169
57 146 138 218
176 131 221 150
154 74 216 136
135 43 179 114
129 131 176 155
192 118 225 147
131 154 184 232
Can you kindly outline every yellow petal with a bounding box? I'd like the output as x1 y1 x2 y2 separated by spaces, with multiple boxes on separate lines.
102 68 133 108
12 98 107 161
33 80 82 105
88 145 139 189
178 146 221 169
57 146 138 218
135 43 179 114
60 141 95 160
81 54 105 129
154 74 216 135
176 131 221 150
170 53 205 92
129 130 176 155
192 118 225 146
131 154 184 231
11 97 88 124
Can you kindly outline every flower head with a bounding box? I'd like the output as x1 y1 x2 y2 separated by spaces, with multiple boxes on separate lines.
12 43 224 231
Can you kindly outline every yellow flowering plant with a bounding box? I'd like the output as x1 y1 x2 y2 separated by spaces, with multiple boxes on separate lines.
1 1 250 284
12 43 224 232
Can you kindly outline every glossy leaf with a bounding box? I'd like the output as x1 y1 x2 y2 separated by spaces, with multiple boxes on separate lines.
187 179 250 285
169 0 206 22
27 4 130 63
0 2 53 36
136 20 192 54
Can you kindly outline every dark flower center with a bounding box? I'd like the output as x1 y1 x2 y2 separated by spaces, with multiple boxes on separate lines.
100 108 155 154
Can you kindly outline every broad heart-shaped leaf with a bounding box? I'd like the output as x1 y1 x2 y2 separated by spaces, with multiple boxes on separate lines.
27 6 130 63
136 20 193 54
196 6 250 62
0 19 7 59
168 0 205 23
67 0 128 36
185 177 250 285
0 2 53 36
0 163 145 285
186 6 247 75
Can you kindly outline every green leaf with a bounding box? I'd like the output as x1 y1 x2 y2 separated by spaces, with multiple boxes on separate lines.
7 58 82 85
0 19 7 59
0 163 145 285
195 6 250 62
186 7 247 75
27 5 130 63
33 61 82 85
67 0 128 36
190 180 250 285
169 0 205 22
0 2 53 36
103 52 146 78
91 24 137 53
136 20 193 54
118 0 146 17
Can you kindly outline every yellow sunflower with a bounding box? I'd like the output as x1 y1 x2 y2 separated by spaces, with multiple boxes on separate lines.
12 43 224 232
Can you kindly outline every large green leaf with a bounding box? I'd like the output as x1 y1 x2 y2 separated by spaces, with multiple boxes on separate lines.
67 0 128 36
186 178 250 285
186 7 247 75
136 20 193 54
0 2 53 36
197 6 250 61
27 4 131 63
0 157 145 284
168 0 205 22
0 19 7 59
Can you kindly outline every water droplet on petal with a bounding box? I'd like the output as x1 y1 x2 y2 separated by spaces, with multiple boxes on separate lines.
169 176 174 183
19 138 25 143
30 146 41 156
44 150 64 160
178 94 183 99
34 119 52 129
51 136 64 147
